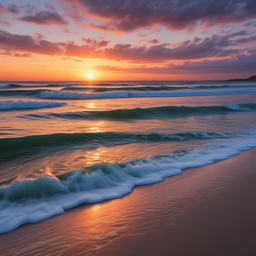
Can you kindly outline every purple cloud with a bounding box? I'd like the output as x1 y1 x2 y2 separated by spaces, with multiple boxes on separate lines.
0 29 62 55
6 4 19 14
61 0 256 32
235 35 256 44
81 37 110 47
0 50 31 57
94 54 256 74
0 29 254 63
19 11 69 26
148 39 160 45
102 34 237 61
228 30 249 38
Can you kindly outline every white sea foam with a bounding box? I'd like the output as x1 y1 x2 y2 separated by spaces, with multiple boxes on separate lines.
0 100 65 110
40 91 129 99
40 88 256 99
225 104 252 111
0 84 9 89
1 130 256 234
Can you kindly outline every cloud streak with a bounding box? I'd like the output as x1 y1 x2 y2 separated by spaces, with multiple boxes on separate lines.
19 11 69 26
0 29 254 63
94 54 256 74
0 29 62 55
61 0 256 32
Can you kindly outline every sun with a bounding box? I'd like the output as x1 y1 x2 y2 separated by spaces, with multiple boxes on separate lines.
87 74 94 79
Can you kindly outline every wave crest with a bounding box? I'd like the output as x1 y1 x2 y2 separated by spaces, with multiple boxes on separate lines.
0 131 233 154
47 104 256 121
39 89 256 99
0 100 65 110
1 133 256 234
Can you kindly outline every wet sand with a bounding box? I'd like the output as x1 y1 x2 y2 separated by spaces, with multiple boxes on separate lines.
1 148 256 255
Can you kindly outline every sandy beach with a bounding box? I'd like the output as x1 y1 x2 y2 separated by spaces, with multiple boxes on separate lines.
0 147 256 255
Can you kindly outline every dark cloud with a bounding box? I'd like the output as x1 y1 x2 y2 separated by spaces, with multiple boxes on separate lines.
81 37 110 47
19 11 69 26
102 34 237 61
61 0 256 32
94 54 256 74
7 4 19 14
148 39 160 45
243 21 254 27
0 50 31 57
235 35 256 44
0 29 254 63
247 49 256 54
167 54 256 73
0 29 62 55
228 30 249 38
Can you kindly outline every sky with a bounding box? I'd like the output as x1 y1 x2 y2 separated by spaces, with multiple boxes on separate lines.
0 0 256 81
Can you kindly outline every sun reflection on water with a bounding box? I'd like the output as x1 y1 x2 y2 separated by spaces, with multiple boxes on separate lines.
87 102 95 109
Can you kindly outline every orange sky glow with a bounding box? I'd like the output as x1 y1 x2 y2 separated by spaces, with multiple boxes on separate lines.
0 0 256 81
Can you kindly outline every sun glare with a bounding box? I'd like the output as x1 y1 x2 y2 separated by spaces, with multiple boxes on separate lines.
87 74 94 79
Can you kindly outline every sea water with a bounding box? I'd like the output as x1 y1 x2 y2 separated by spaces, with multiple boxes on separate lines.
1 80 256 234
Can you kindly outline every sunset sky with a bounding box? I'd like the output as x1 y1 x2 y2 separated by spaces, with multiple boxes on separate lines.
0 0 256 81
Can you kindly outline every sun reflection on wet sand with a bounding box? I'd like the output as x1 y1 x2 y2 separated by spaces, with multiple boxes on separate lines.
1 149 255 255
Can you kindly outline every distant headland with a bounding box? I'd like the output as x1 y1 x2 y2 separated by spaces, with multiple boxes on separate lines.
226 76 256 82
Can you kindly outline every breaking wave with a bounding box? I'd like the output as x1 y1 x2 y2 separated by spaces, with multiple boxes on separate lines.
0 89 48 97
0 100 65 111
45 104 256 121
0 84 9 89
39 88 256 99
0 131 256 234
0 130 233 154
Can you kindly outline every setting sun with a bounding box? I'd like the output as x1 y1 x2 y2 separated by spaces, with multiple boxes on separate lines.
87 74 94 79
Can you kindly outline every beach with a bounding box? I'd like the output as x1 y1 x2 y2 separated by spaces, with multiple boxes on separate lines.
1 147 256 255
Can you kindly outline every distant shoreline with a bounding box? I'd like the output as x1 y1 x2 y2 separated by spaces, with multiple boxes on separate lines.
226 75 256 82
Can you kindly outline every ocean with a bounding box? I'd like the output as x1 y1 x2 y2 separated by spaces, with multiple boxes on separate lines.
1 80 256 235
